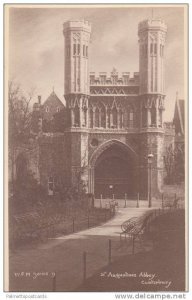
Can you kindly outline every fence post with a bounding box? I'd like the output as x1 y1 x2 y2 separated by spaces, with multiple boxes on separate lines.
109 206 112 218
148 220 150 232
132 235 135 255
83 251 87 282
108 239 112 264
87 215 90 228
136 193 140 208
124 193 127 208
105 208 107 222
72 218 75 233
100 194 102 209
162 193 164 210
52 273 56 292
113 194 115 200
174 193 177 209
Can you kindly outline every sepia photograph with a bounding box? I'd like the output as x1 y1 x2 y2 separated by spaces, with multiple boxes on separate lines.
4 4 188 293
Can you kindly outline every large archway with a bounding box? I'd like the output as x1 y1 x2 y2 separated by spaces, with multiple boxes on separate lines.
89 140 138 199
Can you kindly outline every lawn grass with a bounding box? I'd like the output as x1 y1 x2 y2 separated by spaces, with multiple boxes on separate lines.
77 209 185 292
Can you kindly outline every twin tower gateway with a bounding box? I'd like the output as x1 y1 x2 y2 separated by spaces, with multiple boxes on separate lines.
33 18 168 200
60 18 167 199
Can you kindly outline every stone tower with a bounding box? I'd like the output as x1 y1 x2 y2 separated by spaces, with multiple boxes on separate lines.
138 19 167 197
63 20 91 190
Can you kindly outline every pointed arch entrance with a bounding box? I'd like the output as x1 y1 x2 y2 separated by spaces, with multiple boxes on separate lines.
88 140 138 199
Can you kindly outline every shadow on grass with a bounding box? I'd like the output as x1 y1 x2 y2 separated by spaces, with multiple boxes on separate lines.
77 210 185 292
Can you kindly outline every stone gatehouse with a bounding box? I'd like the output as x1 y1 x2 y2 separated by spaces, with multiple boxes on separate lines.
13 18 176 199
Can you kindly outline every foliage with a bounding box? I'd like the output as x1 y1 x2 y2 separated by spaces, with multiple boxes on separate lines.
164 143 184 184
9 81 35 184
42 109 68 133
10 171 46 214
8 81 34 144
53 108 68 132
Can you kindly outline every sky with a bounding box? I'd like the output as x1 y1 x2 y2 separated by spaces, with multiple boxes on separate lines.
8 5 186 121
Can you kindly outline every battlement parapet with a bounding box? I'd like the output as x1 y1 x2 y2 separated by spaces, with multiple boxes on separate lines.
138 18 167 34
90 70 139 86
63 20 91 34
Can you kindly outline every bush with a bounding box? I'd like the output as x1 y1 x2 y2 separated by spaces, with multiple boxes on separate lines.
10 172 46 214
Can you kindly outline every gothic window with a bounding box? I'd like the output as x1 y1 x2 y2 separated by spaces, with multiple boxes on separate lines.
46 106 49 113
129 109 134 128
86 46 88 57
83 45 85 56
95 107 100 127
159 110 162 127
154 43 157 55
89 108 93 128
150 43 157 56
125 109 129 127
142 106 147 127
57 107 60 113
112 107 117 128
77 44 80 55
73 44 76 56
100 106 106 128
107 109 110 128
83 106 87 127
48 176 54 196
74 105 80 126
119 109 123 128
151 105 156 127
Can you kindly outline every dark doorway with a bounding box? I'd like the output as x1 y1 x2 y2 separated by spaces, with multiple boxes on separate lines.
94 144 136 199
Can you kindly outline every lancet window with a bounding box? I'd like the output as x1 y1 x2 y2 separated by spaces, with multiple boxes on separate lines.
119 109 123 128
129 109 134 128
74 104 80 126
151 104 156 127
142 105 147 127
100 106 106 128
89 108 93 128
112 106 118 128
95 107 100 127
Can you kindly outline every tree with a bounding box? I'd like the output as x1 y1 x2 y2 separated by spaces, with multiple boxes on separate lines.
8 81 34 186
9 81 34 142
53 108 68 132
163 144 175 184
163 143 185 184
42 108 68 133
174 143 185 183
